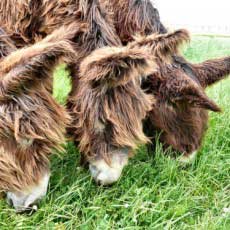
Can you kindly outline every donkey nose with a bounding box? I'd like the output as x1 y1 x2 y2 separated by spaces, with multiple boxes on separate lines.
6 173 50 213
6 192 38 213
89 151 129 186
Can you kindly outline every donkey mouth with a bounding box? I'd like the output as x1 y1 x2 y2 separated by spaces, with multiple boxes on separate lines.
89 148 130 185
6 173 50 213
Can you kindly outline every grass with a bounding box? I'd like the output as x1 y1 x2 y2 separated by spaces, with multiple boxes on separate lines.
0 36 229 229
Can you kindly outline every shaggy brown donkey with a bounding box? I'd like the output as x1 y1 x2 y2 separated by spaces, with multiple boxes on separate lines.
74 30 190 184
103 0 230 162
0 24 79 212
144 55 230 160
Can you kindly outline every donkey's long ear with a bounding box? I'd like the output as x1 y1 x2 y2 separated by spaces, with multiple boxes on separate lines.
175 84 221 112
159 69 221 112
191 56 230 87
0 23 82 73
80 45 156 87
130 29 190 61
0 23 81 98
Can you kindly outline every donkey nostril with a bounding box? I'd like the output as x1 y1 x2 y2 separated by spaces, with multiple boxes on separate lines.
89 164 101 179
96 179 113 187
21 204 38 214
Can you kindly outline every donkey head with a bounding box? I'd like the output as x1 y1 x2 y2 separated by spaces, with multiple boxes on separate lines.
144 55 230 156
0 24 80 211
72 45 155 162
71 30 190 162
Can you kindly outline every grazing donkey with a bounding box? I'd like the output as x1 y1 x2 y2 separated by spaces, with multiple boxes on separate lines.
0 25 80 212
100 0 230 162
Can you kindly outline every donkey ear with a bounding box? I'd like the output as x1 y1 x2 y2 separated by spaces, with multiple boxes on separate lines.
191 56 230 87
176 85 221 112
166 72 221 112
131 29 190 61
80 46 157 87
0 24 81 98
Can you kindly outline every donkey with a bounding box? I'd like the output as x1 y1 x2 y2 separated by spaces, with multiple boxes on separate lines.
99 0 230 158
0 24 82 212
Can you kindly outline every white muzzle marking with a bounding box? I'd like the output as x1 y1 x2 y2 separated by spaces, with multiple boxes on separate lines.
7 173 50 212
89 153 128 185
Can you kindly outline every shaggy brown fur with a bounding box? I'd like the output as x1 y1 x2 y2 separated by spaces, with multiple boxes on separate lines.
0 25 78 192
0 0 121 50
1 0 229 167
103 0 230 156
72 47 154 161
64 0 122 115
0 28 17 58
70 30 190 162
0 0 83 46
0 0 122 165
144 56 230 155
100 0 167 43
0 0 121 96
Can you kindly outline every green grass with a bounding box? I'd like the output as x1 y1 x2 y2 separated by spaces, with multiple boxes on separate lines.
0 36 229 229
